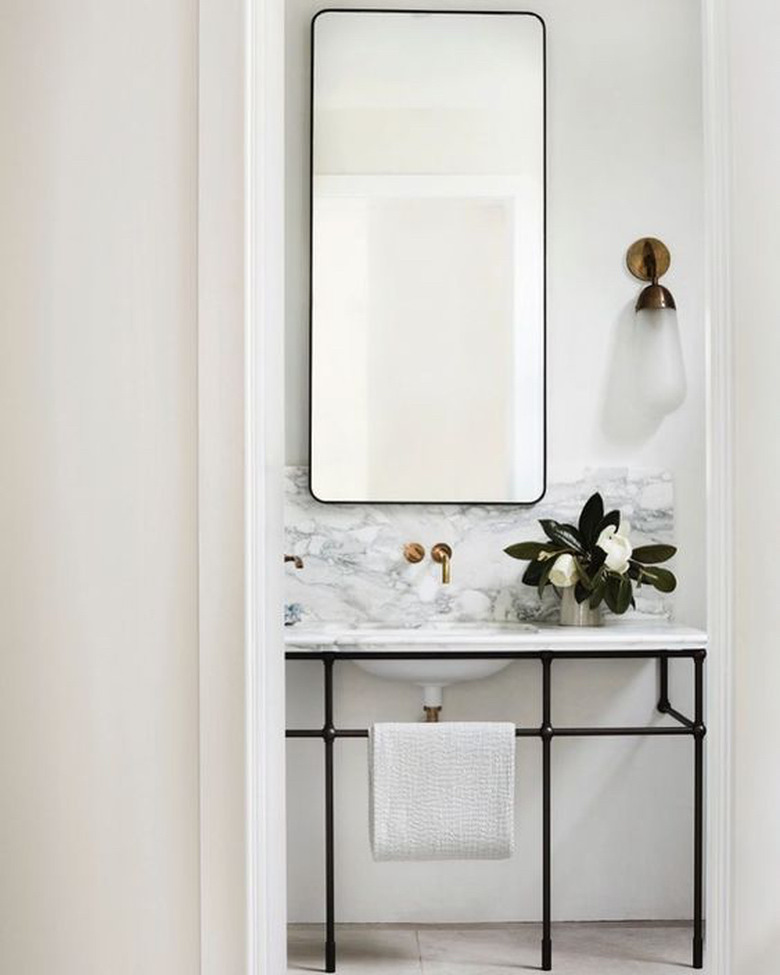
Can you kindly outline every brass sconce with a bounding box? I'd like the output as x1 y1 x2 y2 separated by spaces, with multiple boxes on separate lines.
626 237 687 415
626 237 676 311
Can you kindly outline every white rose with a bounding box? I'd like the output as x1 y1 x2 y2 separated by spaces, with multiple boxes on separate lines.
597 524 633 574
549 553 578 588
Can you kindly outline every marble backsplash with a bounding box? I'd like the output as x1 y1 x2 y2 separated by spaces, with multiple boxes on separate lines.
284 467 676 626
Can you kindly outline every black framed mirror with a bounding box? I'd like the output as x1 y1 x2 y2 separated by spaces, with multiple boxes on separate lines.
309 10 546 503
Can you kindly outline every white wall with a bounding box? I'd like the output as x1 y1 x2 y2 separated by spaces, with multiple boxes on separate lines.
198 1 247 973
728 1 780 972
0 4 201 974
286 0 707 923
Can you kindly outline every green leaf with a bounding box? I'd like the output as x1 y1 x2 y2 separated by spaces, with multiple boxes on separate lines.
537 556 558 599
603 575 621 614
604 573 632 614
574 581 591 604
575 560 592 587
539 520 585 553
640 566 677 593
615 575 633 614
522 560 545 587
597 509 621 536
589 585 606 609
590 564 608 590
578 493 604 548
504 541 552 561
590 547 606 573
631 544 677 565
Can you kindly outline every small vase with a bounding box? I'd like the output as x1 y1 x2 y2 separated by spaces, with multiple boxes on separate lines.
559 586 602 627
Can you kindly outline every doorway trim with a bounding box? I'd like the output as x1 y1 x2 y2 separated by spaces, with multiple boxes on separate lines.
244 0 287 972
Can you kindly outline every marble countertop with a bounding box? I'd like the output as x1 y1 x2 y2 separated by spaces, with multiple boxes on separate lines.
285 618 708 652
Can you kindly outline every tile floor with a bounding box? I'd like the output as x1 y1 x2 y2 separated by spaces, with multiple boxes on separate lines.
288 922 697 974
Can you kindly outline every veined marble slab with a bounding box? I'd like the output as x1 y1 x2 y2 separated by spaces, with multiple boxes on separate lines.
285 619 707 652
284 466 676 627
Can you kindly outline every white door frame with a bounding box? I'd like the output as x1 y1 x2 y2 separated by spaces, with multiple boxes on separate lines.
236 1 735 973
700 1 735 972
244 0 288 972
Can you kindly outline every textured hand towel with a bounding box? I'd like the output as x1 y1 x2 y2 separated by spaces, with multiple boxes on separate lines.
369 722 515 861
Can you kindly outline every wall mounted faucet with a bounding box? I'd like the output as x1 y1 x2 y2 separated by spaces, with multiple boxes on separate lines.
284 554 305 569
431 543 453 584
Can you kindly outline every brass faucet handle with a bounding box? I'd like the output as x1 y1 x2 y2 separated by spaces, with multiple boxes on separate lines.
431 543 453 584
403 542 426 564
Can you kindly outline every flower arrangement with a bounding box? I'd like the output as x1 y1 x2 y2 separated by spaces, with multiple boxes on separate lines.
504 492 677 615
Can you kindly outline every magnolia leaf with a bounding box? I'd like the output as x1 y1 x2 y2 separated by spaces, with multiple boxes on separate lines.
615 575 633 614
504 541 551 561
602 572 632 615
603 575 621 614
576 560 592 587
539 519 585 553
589 585 606 609
522 560 545 586
641 566 677 593
537 556 557 599
631 544 677 565
590 547 607 572
575 581 591 604
597 509 621 536
590 564 607 589
578 492 604 548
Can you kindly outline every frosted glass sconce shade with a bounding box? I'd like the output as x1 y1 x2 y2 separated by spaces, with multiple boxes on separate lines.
634 307 687 414
626 237 687 415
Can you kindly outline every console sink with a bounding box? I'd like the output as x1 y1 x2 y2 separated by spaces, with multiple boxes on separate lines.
285 621 538 708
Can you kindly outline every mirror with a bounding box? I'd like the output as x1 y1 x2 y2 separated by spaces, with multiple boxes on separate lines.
310 10 545 503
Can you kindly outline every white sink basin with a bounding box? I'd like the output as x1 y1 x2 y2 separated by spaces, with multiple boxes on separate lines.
285 622 539 705
353 655 512 690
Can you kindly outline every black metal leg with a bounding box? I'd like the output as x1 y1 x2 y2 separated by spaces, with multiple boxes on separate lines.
324 656 336 972
658 655 670 711
693 653 705 969
541 654 552 971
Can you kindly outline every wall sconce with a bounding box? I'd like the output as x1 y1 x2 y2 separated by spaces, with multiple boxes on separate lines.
626 237 687 415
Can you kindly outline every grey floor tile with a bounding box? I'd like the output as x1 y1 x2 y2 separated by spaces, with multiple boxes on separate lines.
546 922 695 974
418 922 694 974
417 925 534 972
288 924 423 974
289 922 699 975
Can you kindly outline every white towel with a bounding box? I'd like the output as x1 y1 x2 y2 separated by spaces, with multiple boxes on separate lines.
369 722 516 861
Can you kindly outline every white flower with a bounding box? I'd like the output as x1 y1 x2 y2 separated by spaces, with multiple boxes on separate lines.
597 524 633 574
549 553 578 588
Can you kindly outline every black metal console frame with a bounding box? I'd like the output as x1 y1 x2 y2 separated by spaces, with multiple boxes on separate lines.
286 647 706 972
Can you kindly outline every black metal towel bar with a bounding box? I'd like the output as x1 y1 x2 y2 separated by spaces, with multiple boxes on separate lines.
285 647 706 973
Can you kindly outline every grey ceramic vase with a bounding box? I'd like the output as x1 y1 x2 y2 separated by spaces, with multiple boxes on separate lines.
559 586 603 627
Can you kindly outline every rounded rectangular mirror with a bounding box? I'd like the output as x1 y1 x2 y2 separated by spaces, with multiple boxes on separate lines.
310 10 546 503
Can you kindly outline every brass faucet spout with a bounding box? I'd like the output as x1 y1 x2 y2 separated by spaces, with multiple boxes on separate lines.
431 543 452 584
284 554 304 569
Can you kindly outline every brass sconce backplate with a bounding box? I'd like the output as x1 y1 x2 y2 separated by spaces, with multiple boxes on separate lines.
626 237 671 282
